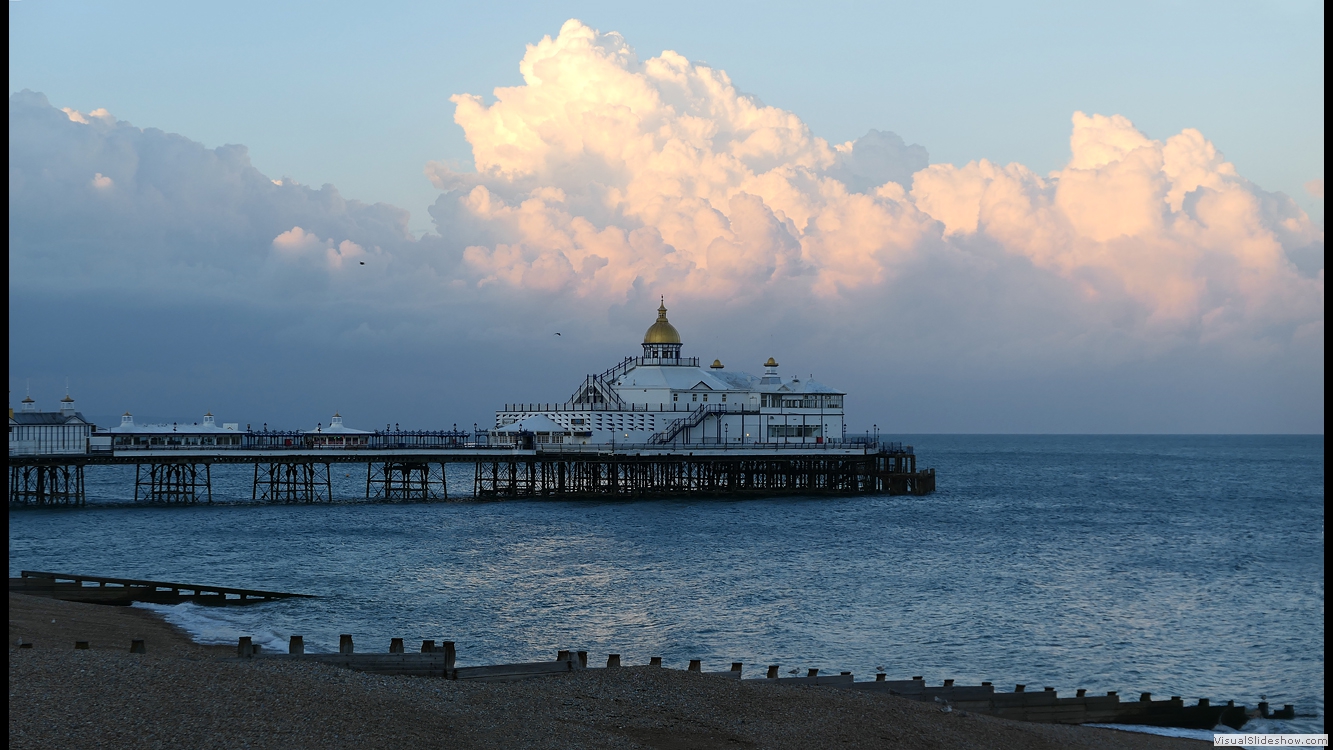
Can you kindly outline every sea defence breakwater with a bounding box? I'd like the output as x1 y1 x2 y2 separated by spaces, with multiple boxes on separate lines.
241 640 1273 732
10 571 1293 733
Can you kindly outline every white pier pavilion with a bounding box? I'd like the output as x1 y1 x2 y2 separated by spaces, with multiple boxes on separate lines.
494 301 847 446
8 393 95 455
106 411 244 449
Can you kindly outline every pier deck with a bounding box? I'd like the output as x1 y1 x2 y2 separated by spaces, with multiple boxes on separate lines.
9 444 934 505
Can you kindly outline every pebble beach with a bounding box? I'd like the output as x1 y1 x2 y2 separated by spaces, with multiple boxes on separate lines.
8 593 1210 749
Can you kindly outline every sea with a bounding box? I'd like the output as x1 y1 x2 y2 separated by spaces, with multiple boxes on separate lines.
9 435 1324 740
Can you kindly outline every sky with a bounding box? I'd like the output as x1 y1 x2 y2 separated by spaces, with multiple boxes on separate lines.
8 1 1325 433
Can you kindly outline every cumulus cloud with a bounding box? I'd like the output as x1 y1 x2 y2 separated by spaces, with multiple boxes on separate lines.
9 90 425 304
425 19 1321 347
6 22 1324 431
271 226 370 270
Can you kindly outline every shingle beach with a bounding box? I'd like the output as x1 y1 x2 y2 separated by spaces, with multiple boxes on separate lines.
9 593 1208 749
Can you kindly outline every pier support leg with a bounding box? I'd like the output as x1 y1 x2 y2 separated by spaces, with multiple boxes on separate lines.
253 462 331 503
134 462 210 504
367 461 446 502
8 463 85 507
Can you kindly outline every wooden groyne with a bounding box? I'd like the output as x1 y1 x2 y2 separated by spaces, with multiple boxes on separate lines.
239 636 1284 731
10 571 314 606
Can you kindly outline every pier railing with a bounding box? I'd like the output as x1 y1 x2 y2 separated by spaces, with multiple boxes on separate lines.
84 439 895 454
536 440 890 454
502 401 724 413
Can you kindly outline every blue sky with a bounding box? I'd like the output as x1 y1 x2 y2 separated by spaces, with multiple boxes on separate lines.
11 1 1323 234
7 2 1325 432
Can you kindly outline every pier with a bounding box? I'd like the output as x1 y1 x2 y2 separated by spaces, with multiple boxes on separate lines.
8 442 933 506
10 303 938 506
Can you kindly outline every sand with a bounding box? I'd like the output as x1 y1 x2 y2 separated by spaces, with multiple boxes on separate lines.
9 593 1209 749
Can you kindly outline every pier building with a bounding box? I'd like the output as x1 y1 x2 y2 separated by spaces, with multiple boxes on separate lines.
305 414 370 447
8 392 95 455
107 411 244 449
493 301 847 447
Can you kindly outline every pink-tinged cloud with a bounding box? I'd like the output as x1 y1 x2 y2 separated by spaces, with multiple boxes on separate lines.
427 20 1322 340
271 226 369 270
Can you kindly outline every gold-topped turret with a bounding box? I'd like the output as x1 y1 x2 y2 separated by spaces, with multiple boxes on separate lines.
711 359 724 369
643 297 682 345
765 357 779 368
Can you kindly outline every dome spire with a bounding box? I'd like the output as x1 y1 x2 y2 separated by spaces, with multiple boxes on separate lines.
643 297 683 359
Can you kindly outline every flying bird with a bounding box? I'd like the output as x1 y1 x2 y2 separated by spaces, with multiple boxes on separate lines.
554 332 562 336
359 261 365 265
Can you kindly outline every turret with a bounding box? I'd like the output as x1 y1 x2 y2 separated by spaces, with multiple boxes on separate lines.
642 298 683 361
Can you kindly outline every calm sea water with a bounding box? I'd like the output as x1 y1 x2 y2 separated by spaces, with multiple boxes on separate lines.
9 436 1324 735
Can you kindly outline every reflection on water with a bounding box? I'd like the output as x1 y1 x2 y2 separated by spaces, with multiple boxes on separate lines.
9 435 1324 734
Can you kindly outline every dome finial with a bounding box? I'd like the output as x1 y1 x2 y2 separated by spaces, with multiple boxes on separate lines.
643 298 682 345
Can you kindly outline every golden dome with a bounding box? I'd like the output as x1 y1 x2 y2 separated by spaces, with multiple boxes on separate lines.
643 300 682 345
710 359 724 369
765 357 779 367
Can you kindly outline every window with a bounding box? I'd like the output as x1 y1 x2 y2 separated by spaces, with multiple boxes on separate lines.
672 394 678 402
692 393 698 402
767 425 821 438
721 394 727 403
702 394 708 402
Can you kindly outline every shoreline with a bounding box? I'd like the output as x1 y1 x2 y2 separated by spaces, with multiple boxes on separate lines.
9 593 1209 749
